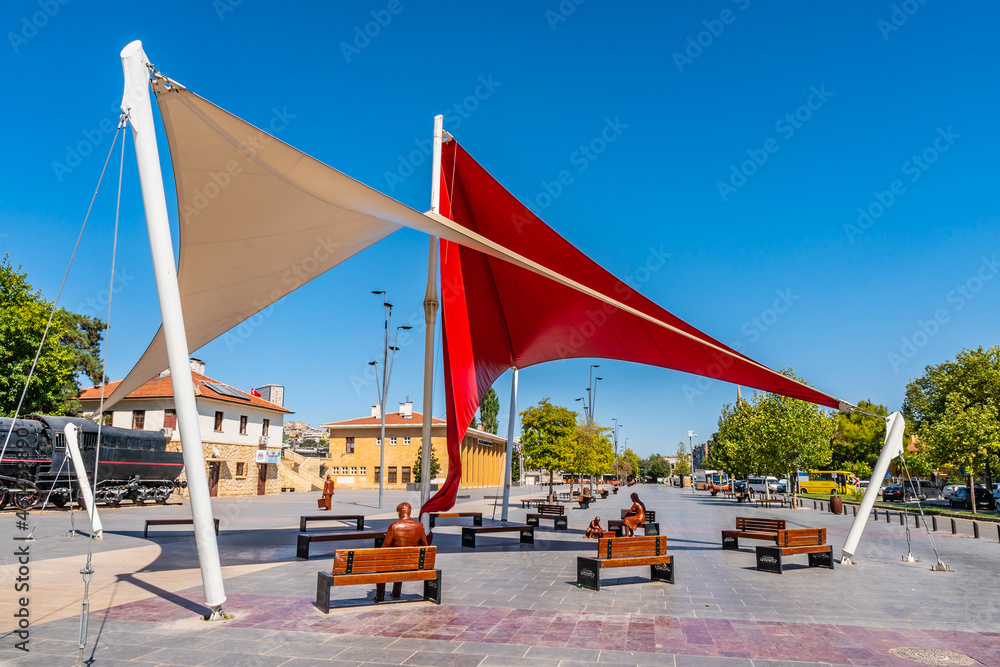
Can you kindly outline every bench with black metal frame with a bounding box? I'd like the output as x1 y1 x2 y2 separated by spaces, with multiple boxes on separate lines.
577 535 673 591
755 528 834 573
526 504 567 530
428 512 483 529
607 509 658 536
297 530 386 560
144 518 219 538
754 498 791 509
315 545 441 611
299 514 365 532
721 517 785 550
461 524 534 548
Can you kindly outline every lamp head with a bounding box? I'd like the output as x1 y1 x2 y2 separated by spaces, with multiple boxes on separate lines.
368 361 377 366
371 290 384 295
399 325 413 330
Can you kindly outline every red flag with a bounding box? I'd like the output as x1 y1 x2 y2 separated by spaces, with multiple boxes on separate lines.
250 387 261 397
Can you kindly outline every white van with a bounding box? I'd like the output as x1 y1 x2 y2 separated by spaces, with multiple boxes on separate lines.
748 476 780 494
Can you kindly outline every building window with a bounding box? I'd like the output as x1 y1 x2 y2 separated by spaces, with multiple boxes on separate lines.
390 436 397 446
376 437 381 447
132 410 145 430
262 418 270 436
346 437 355 454
402 466 411 483
350 466 357 475
374 467 381 482
239 415 248 435
214 411 224 432
236 462 246 477
102 411 113 426
388 467 397 484
404 436 411 446
163 409 177 429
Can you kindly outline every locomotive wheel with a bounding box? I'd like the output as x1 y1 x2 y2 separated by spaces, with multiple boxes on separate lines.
13 489 39 511
155 498 168 505
133 496 146 506
0 485 8 510
105 496 122 507
51 496 67 508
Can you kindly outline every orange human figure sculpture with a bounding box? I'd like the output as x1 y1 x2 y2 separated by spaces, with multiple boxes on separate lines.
585 516 605 539
318 474 335 510
621 492 646 537
375 502 428 602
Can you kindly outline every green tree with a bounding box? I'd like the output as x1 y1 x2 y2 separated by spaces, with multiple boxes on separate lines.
645 453 669 481
574 421 614 489
710 399 762 481
511 444 521 483
904 346 1000 501
413 446 442 484
672 442 691 477
520 399 577 500
478 386 500 435
831 399 889 478
0 256 106 416
624 447 641 481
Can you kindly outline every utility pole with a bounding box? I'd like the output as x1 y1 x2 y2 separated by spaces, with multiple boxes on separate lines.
687 430 697 494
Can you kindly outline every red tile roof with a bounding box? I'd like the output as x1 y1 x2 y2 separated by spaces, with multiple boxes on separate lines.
78 372 293 414
321 410 444 428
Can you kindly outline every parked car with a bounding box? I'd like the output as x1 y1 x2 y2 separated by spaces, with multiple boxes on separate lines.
948 487 994 510
748 476 780 494
777 478 788 493
942 484 963 500
857 480 884 496
883 485 904 502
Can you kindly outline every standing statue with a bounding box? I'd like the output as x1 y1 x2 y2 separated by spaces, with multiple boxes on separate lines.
621 492 646 537
318 473 335 511
375 502 428 602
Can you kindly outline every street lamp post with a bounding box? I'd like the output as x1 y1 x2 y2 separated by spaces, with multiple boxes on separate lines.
613 419 623 485
585 365 600 424
370 291 411 509
687 430 697 494
591 377 603 423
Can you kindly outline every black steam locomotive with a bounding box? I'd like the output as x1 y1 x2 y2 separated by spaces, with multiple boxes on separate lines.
0 415 184 511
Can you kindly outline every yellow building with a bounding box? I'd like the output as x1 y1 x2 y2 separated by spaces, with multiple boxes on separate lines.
320 401 507 490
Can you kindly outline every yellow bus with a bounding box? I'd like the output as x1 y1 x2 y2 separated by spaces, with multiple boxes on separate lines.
798 470 859 495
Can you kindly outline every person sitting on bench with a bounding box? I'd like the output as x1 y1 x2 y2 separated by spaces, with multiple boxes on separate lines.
585 516 606 539
375 502 427 602
622 493 646 537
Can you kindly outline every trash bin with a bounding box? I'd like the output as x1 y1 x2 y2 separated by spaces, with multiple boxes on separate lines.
829 491 843 515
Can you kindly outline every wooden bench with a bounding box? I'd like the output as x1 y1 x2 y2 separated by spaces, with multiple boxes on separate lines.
315 546 441 611
428 512 483 528
143 518 218 538
297 531 386 559
461 524 534 548
606 519 660 536
721 517 785 550
526 504 567 530
519 498 544 508
756 529 833 573
620 509 657 523
299 514 365 532
577 535 674 591
754 498 791 509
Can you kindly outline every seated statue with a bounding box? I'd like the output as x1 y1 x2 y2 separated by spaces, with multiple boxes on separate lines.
585 516 605 539
375 502 427 602
621 492 646 536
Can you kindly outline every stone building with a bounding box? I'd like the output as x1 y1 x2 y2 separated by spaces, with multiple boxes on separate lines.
320 400 507 490
78 359 291 497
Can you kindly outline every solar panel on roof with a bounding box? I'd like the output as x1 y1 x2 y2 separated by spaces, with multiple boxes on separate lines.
204 382 250 400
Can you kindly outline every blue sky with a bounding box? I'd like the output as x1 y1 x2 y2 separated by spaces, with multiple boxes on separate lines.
2 1 998 457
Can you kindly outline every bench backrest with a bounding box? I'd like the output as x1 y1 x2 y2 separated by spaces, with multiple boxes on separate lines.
777 528 826 547
597 535 667 559
620 509 655 522
735 517 785 532
537 504 564 515
332 546 436 575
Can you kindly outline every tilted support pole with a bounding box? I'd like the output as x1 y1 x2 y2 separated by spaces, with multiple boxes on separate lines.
63 425 103 539
841 411 905 564
120 40 226 616
501 368 518 522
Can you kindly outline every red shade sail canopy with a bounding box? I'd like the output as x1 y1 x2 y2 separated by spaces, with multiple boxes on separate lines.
420 140 848 516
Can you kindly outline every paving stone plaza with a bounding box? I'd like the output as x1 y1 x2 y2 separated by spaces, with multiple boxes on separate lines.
2 484 998 666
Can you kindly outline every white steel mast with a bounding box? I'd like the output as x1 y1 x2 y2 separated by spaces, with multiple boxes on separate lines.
120 40 226 617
